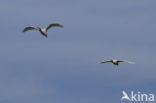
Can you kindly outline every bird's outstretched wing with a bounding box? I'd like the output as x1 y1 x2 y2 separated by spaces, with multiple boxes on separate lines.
118 60 135 64
23 26 39 32
46 23 63 31
100 60 112 64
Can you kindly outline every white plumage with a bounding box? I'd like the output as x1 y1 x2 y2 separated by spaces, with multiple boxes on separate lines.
100 59 135 66
23 23 63 37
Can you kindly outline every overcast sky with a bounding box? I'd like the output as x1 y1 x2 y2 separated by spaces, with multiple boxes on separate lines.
0 0 156 103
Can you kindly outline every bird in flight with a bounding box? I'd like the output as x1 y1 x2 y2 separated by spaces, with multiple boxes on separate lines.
23 23 63 37
100 59 135 66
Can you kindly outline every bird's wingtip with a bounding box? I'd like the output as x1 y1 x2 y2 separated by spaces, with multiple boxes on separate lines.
60 25 64 27
128 61 135 64
99 62 104 64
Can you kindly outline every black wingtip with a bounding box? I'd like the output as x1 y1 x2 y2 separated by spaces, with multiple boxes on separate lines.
22 29 25 32
60 25 64 28
45 35 48 38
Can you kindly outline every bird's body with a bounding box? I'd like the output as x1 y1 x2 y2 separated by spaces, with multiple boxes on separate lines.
100 59 135 66
23 23 63 37
38 28 47 37
112 59 118 65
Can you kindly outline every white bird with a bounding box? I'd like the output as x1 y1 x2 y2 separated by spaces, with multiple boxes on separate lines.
100 59 135 66
23 23 63 37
